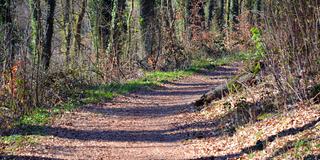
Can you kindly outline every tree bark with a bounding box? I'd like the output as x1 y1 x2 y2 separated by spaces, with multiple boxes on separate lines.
42 0 56 70
232 0 239 24
0 0 15 70
207 0 216 29
101 0 113 50
140 0 156 57
218 0 225 31
74 0 87 55
63 0 73 64
113 0 127 78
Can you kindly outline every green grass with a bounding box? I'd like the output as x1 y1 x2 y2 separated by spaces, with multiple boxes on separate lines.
82 70 194 104
190 52 251 72
0 135 37 152
257 113 275 121
294 139 312 159
18 109 50 126
0 52 251 147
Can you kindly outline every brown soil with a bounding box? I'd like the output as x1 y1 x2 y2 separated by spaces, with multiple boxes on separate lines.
5 64 241 160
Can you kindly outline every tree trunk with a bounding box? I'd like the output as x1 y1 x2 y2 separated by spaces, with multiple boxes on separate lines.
63 0 73 64
255 0 262 25
113 0 127 79
28 0 43 106
226 0 231 28
208 0 225 32
140 0 156 57
101 0 113 51
42 0 56 70
218 0 225 31
207 0 216 29
0 0 15 70
74 0 87 55
186 0 192 40
231 0 239 24
195 73 256 108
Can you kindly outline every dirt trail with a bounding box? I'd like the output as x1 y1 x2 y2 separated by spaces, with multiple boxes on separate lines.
13 64 241 160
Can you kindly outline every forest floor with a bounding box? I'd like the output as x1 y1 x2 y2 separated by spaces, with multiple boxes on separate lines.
1 62 319 159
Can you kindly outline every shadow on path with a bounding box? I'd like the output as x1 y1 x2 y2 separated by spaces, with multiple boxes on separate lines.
9 102 277 143
13 125 213 143
0 155 61 160
84 103 193 118
6 96 284 144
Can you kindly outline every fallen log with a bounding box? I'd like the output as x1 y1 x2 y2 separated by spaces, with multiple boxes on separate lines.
194 72 256 108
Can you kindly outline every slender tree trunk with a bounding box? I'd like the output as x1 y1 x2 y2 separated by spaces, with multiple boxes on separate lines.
255 0 262 25
232 0 239 24
42 0 56 70
218 0 225 31
74 0 87 56
208 0 216 29
101 0 113 51
186 0 192 40
226 0 231 28
63 0 73 64
126 0 134 69
29 0 43 106
113 0 127 79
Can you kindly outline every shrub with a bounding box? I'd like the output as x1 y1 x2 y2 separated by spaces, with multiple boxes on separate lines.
262 0 320 104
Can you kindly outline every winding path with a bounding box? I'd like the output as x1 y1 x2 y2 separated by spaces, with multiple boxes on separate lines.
14 64 240 160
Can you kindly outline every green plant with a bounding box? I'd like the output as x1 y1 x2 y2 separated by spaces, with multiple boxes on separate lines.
248 27 266 75
250 27 265 60
0 135 37 152
18 109 50 126
294 140 311 159
227 82 242 93
190 52 252 72
257 113 274 121
248 153 256 159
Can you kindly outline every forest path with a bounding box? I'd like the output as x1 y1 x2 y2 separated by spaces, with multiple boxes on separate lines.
16 63 241 160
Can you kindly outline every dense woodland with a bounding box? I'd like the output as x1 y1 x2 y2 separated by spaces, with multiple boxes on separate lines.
0 0 319 156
